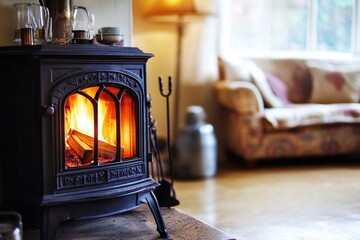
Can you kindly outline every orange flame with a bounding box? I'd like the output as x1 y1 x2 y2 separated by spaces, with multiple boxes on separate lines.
65 86 136 164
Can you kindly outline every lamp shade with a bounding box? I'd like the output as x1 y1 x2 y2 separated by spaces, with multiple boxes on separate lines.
146 0 214 18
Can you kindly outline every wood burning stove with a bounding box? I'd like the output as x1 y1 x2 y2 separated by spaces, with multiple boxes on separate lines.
0 45 168 239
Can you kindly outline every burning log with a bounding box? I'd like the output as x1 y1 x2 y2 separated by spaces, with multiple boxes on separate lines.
68 129 117 160
66 134 94 163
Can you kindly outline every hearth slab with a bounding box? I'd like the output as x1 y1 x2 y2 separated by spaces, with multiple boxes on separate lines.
23 205 235 240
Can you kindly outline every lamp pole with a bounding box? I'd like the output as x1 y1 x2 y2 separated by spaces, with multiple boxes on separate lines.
173 15 184 142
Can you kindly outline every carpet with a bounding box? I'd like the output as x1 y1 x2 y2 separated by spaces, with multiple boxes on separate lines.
23 204 235 240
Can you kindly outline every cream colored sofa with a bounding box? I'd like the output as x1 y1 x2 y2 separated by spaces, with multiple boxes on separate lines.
215 56 360 165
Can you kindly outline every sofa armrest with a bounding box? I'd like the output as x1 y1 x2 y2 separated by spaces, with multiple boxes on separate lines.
215 80 265 114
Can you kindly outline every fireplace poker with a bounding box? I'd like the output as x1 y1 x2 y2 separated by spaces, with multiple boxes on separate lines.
148 95 165 182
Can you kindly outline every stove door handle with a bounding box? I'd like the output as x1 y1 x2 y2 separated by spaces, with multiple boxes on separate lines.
42 105 55 115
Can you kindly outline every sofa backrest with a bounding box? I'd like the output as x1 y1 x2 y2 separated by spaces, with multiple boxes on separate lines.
219 55 360 106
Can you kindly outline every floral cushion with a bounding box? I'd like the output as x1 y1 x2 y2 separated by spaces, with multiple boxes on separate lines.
254 59 312 103
247 61 286 108
265 72 291 104
307 63 360 103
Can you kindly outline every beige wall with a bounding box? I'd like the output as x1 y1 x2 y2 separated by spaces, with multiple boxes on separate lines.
0 0 132 46
132 0 178 139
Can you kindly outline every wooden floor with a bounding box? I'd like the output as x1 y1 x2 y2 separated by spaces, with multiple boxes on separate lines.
173 157 360 240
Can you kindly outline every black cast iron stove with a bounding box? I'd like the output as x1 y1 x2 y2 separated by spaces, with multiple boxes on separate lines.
0 45 168 239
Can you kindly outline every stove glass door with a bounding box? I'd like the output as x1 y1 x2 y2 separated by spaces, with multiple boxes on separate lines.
64 85 137 168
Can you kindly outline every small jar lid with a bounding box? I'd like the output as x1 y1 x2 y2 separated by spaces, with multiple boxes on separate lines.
185 105 206 124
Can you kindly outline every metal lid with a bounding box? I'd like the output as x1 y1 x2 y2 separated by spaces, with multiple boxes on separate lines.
185 105 206 124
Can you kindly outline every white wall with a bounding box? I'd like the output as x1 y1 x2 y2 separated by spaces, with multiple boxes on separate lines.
0 0 132 46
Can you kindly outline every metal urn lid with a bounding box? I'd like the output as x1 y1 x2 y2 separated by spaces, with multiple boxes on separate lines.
185 105 206 125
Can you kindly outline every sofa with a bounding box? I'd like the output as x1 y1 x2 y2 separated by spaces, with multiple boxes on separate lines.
215 55 360 166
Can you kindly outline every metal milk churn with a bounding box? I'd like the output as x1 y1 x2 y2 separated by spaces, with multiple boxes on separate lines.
174 105 217 179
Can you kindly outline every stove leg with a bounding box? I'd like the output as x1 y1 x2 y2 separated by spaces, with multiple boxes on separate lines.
144 190 169 238
41 207 61 240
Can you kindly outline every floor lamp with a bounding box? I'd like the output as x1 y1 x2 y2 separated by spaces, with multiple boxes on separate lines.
146 0 213 142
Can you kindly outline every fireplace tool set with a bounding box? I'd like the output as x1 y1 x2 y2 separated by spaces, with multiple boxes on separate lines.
149 76 180 208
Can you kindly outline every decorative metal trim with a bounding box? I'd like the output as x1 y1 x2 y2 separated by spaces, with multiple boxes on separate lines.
124 68 142 78
58 164 145 189
50 71 143 105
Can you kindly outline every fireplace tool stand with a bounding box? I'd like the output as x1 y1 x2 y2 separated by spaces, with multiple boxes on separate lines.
149 76 180 208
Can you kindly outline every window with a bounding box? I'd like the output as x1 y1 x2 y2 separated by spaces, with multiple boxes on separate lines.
219 0 360 57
